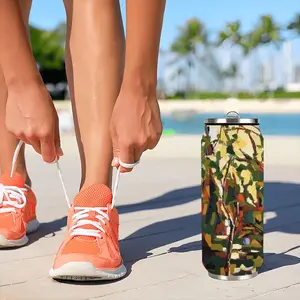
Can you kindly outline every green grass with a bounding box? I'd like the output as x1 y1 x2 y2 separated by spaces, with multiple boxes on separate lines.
166 91 300 100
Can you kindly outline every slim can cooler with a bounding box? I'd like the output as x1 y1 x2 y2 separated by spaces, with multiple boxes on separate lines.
201 111 264 281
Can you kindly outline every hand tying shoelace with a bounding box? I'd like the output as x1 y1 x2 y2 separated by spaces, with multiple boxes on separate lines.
10 140 139 239
60 157 139 239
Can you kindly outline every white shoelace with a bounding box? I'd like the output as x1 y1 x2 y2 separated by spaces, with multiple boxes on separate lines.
0 184 28 213
4 140 139 238
70 207 109 238
0 142 29 213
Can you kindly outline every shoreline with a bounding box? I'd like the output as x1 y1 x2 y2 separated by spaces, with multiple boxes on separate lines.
57 134 300 166
54 99 300 114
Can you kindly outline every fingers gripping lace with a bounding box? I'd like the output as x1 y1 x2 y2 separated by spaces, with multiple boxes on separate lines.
9 141 139 237
61 159 138 238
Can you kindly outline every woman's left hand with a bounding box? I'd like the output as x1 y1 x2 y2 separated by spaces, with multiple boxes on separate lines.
110 86 162 173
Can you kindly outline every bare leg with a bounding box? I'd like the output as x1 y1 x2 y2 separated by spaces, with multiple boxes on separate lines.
0 0 32 184
63 0 125 189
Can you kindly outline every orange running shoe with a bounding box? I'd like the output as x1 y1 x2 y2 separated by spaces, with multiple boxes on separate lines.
0 172 39 248
49 184 126 281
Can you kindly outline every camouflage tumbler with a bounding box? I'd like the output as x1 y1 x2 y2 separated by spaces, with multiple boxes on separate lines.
201 111 264 281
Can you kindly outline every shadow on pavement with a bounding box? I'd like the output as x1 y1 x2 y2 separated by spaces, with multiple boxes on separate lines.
28 184 201 245
120 213 201 259
27 216 67 245
25 181 300 278
261 248 300 274
117 185 200 214
121 181 300 275
264 182 300 234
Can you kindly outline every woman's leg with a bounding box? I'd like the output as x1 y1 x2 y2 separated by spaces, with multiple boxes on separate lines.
50 0 126 281
0 0 32 184
63 0 125 189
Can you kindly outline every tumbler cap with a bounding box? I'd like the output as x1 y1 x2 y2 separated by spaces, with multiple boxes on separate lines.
205 111 259 125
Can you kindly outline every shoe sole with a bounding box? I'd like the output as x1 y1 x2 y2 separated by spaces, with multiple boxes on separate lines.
0 219 39 248
49 262 127 281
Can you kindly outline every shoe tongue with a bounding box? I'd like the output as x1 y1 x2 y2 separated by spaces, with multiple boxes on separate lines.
0 172 25 188
72 184 113 241
73 184 112 208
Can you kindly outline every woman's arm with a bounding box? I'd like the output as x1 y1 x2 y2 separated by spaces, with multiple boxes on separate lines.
0 0 41 87
0 0 61 163
122 0 166 93
110 0 166 171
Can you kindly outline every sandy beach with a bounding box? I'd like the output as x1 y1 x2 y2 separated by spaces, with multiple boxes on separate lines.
54 99 300 114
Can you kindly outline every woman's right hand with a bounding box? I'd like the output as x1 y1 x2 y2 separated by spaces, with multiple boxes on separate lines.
5 80 63 163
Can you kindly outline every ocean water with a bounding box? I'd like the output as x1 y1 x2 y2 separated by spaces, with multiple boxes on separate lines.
161 113 300 136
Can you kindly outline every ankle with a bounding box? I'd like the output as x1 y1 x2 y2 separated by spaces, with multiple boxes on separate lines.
0 168 32 187
80 178 112 192
24 176 32 187
18 170 31 187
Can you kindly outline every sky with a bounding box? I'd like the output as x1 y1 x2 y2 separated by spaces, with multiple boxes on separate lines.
29 0 300 91
29 0 300 51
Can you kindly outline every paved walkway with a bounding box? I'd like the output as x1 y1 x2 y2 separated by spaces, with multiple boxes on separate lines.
1 135 300 300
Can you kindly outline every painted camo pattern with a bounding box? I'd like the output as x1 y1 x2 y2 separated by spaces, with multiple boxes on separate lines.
201 125 264 277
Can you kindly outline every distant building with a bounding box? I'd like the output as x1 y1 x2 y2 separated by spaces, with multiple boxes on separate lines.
294 66 300 82
285 66 300 92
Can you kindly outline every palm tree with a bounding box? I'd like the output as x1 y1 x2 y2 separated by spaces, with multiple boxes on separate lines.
30 25 65 70
251 15 282 49
170 67 186 94
217 21 253 96
250 15 282 95
287 13 300 36
286 14 300 83
170 18 208 97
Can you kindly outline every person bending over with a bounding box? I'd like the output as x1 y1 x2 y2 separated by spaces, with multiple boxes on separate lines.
0 0 165 280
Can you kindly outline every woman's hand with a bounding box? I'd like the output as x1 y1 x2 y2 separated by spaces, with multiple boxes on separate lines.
109 0 165 173
5 80 62 163
110 86 162 172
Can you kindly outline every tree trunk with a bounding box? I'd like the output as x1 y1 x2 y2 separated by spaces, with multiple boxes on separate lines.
186 58 193 99
230 43 239 98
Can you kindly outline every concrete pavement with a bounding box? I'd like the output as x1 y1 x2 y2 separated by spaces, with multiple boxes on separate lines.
0 134 300 300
